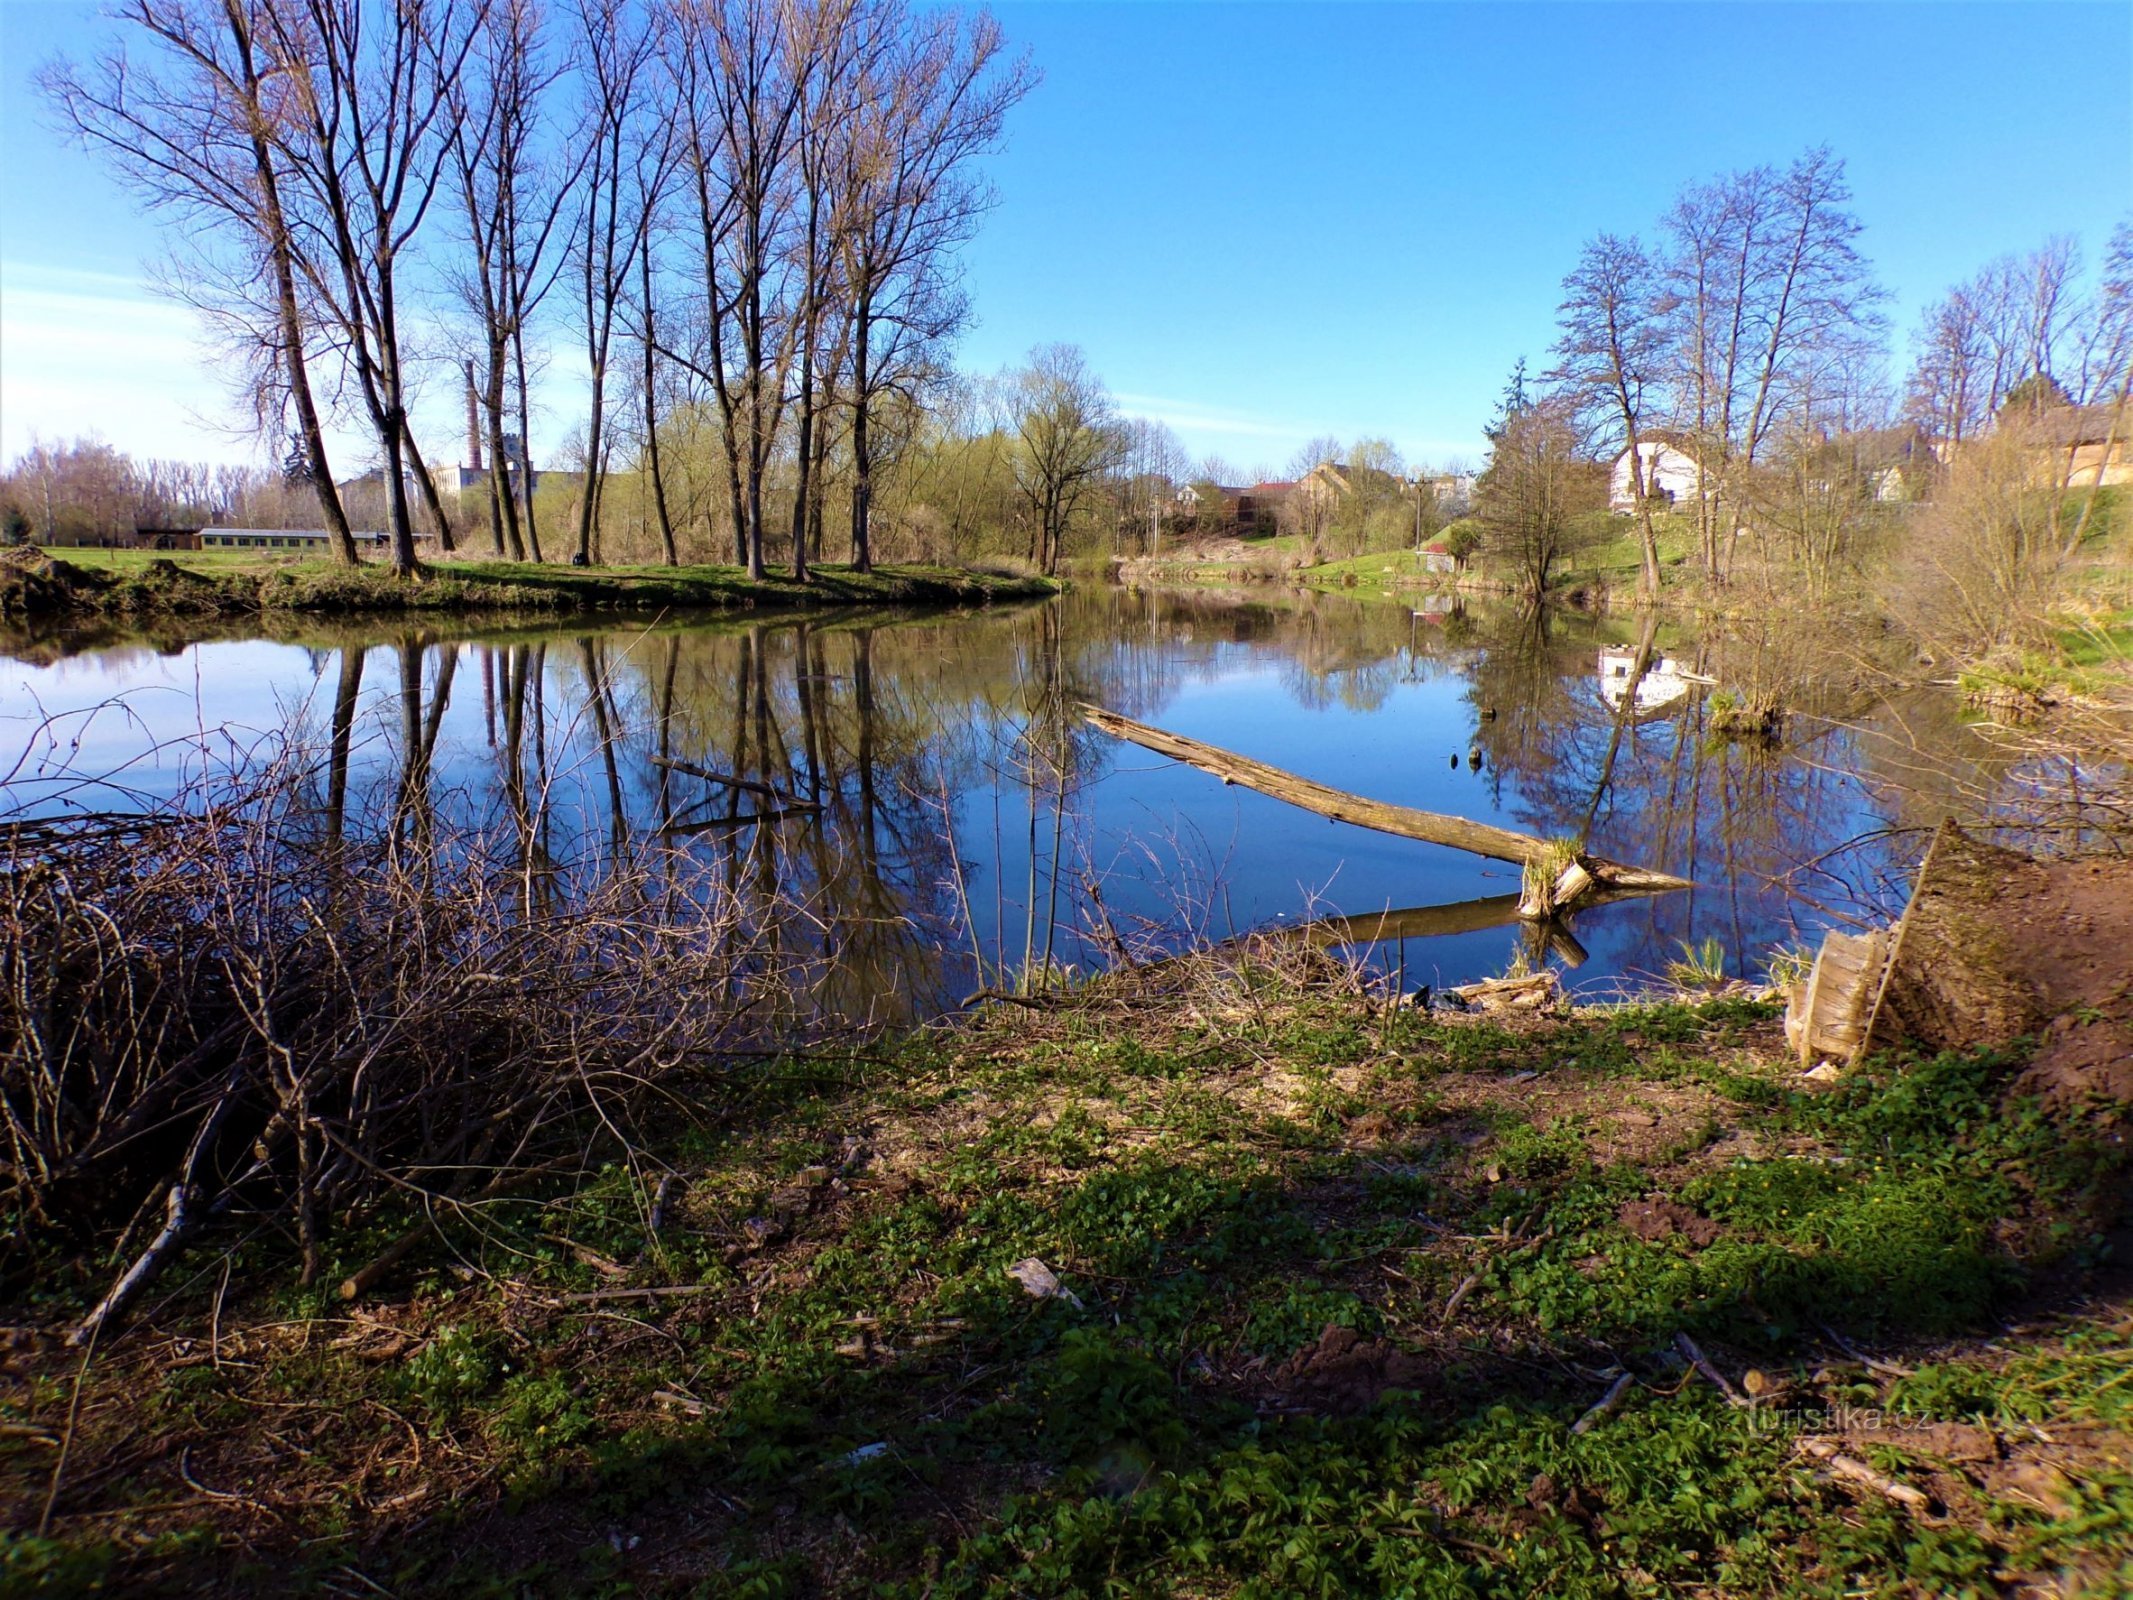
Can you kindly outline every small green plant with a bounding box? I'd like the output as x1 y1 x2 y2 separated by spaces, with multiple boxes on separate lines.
1763 943 1814 989
401 1325 501 1412
1707 688 1785 740
1666 937 1729 991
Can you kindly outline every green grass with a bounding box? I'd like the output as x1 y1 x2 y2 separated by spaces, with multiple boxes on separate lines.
2 545 1057 621
1296 545 1459 590
42 546 304 574
5 970 2126 1596
2055 607 2133 671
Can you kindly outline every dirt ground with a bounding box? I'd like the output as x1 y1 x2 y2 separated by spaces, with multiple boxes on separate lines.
1998 854 2133 1109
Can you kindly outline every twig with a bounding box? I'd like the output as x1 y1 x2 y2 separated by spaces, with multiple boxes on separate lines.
1674 1332 1748 1406
36 1314 99 1536
959 988 1054 1010
1571 1370 1635 1435
70 1182 191 1348
1818 1322 1916 1378
541 1235 628 1277
177 1445 280 1518
1441 1273 1481 1324
647 1174 676 1239
648 755 817 809
1797 1437 1930 1511
211 1253 232 1370
552 1282 717 1305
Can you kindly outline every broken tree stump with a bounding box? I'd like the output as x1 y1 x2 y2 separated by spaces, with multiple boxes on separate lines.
1080 704 1691 919
1786 819 2051 1071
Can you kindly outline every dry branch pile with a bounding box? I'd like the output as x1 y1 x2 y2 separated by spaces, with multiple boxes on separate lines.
1 759 797 1335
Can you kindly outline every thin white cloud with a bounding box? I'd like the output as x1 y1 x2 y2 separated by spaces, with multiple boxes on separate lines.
1111 391 1318 441
0 259 594 472
0 261 255 463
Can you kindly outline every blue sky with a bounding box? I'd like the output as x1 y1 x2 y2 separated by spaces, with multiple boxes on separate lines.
2 0 2128 473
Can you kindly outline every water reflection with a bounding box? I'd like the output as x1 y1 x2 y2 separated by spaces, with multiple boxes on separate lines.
3 585 2106 1019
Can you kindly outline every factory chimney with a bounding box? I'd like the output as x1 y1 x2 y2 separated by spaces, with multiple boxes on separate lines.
463 360 484 473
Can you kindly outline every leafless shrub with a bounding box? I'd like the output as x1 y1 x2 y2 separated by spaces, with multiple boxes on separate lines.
0 728 812 1328
1887 422 2068 655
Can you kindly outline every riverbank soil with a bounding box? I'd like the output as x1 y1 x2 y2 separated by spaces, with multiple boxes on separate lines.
3 951 2129 1596
1868 825 2133 1115
0 545 1054 622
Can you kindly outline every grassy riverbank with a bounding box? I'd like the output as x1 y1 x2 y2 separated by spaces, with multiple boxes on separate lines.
0 545 1055 622
5 952 2128 1597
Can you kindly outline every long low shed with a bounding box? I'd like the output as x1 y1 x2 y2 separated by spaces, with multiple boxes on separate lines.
197 528 386 549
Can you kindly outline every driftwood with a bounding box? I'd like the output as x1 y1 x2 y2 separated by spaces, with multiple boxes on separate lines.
1447 971 1561 1011
1572 1370 1636 1435
647 1174 677 1239
1080 705 1690 919
1674 1332 1749 1406
1233 894 1596 968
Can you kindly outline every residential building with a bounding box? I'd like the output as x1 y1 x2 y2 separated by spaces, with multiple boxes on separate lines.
1608 440 1701 513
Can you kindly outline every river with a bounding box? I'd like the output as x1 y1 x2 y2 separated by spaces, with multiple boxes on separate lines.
0 582 2074 1020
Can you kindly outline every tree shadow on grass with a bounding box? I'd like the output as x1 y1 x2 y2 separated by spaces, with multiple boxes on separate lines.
388 1031 2127 1598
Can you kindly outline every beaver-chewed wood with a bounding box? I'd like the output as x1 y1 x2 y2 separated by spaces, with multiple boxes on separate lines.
1080 704 1693 918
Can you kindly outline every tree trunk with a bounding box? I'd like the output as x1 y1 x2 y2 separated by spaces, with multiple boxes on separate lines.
639 252 679 567
400 420 456 553
850 303 873 572
1081 705 1692 914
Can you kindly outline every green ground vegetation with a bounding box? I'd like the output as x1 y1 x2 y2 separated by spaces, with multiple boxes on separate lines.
0 546 1055 624
5 956 2127 1597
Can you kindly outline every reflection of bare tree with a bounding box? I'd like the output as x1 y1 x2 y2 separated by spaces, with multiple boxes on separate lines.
495 642 556 913
578 637 630 861
392 636 458 856
1460 604 1941 975
101 582 2100 1017
325 646 365 853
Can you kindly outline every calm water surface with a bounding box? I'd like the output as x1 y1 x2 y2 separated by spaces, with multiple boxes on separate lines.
0 584 2028 1018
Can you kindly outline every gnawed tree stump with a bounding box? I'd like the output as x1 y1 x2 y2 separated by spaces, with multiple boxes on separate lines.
1080 704 1691 920
1785 928 1896 1066
1786 819 2051 1071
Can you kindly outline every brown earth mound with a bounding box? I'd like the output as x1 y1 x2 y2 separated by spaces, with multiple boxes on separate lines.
1618 1197 1722 1247
1263 1322 1441 1415
1878 827 2132 1113
0 544 104 619
1999 855 2133 1111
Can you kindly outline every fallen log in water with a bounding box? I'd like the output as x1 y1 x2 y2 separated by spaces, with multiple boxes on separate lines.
1080 705 1691 918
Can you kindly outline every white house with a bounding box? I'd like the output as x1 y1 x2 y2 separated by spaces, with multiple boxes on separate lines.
1608 441 1701 513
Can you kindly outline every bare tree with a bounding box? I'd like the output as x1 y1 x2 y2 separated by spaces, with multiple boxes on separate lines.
262 0 486 575
564 0 659 566
1005 344 1123 576
1553 232 1667 597
783 0 863 581
2062 222 2133 552
1658 148 1881 580
1474 385 1600 604
836 0 1029 572
43 0 361 563
665 0 816 579
448 0 574 563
